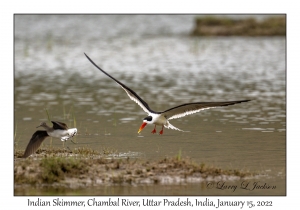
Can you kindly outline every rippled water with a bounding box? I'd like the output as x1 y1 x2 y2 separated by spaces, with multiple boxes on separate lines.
14 15 286 195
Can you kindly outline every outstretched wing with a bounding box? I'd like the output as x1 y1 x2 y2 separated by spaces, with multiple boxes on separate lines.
161 100 251 120
84 53 153 114
23 130 49 158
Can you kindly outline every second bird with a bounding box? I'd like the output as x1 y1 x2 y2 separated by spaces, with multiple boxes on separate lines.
23 121 77 158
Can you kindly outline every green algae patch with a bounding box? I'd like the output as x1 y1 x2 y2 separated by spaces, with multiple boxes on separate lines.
191 16 286 36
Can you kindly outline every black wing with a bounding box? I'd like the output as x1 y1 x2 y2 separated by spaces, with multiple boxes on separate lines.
84 53 154 114
51 121 68 130
23 131 49 158
161 100 251 120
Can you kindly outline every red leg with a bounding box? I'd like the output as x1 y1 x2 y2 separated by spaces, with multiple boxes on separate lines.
151 125 156 134
159 126 164 135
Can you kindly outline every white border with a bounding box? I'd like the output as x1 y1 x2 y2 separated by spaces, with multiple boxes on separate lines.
3 0 296 208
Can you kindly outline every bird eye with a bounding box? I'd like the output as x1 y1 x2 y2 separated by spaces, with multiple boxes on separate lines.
144 116 152 121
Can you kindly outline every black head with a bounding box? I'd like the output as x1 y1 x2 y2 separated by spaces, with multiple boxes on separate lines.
143 116 152 122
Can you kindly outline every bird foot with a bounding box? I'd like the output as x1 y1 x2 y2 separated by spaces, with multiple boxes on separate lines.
159 130 163 135
151 129 156 134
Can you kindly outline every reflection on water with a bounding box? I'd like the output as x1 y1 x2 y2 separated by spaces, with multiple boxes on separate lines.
14 15 285 195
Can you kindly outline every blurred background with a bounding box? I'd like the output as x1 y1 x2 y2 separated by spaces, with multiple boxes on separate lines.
14 14 285 195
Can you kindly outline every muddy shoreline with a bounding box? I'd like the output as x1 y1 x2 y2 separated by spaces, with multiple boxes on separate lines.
14 147 255 191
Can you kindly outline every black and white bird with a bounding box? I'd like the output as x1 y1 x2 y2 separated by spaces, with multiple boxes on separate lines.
23 121 77 158
84 53 250 135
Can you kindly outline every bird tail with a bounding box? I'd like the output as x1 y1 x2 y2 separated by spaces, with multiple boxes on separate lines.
60 128 77 141
164 122 189 132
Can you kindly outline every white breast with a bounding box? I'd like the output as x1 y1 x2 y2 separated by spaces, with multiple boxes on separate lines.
48 129 69 138
152 114 168 126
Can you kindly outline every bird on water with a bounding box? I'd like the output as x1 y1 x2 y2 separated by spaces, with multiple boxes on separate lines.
84 53 251 135
23 121 77 158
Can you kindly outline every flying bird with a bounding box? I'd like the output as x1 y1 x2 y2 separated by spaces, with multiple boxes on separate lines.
23 121 77 158
84 53 250 135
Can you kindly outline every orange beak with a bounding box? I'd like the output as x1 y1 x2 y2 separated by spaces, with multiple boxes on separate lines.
138 122 147 133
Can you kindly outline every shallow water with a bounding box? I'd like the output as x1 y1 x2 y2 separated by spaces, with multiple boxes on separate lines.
14 15 286 195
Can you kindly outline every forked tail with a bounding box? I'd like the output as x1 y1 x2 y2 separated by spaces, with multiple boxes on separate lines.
164 122 190 132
